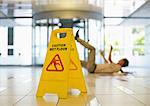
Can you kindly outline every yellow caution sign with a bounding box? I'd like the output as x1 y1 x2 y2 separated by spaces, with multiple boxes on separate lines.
69 34 87 93
36 28 87 98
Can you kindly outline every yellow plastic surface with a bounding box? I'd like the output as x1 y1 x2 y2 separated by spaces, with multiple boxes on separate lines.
69 34 87 93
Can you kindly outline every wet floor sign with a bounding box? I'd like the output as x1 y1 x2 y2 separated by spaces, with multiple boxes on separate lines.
36 28 87 98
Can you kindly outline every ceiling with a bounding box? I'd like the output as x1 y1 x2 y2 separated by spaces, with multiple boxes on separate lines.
120 1 150 26
104 0 150 25
0 0 150 26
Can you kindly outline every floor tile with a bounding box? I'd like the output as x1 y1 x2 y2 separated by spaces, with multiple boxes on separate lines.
0 66 150 106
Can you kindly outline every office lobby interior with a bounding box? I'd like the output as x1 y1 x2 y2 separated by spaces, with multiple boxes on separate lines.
0 0 150 106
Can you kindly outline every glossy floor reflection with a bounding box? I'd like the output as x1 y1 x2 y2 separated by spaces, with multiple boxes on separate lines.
0 66 150 106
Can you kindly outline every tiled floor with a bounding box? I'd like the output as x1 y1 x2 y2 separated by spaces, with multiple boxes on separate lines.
0 66 150 106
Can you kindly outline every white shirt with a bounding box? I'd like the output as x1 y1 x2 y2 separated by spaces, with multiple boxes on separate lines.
94 63 121 73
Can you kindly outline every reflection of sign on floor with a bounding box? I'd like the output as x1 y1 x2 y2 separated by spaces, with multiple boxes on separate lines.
46 54 64 71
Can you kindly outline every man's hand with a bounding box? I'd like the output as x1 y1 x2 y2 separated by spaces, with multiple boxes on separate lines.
100 50 104 56
110 45 113 50
100 50 108 63
108 45 113 63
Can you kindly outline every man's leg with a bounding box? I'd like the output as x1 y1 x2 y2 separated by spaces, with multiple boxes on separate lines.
76 38 96 73
76 38 95 51
80 60 88 68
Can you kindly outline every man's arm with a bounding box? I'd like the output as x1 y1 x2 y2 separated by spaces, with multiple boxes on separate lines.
120 69 124 73
108 45 113 63
120 69 131 74
100 50 108 63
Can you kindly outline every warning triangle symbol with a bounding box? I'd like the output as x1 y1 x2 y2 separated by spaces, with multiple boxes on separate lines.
69 59 78 70
46 54 64 71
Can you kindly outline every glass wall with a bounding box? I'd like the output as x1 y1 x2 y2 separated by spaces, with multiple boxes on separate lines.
33 18 101 65
32 16 102 65
33 22 48 65
89 19 102 64
103 0 150 67
104 26 145 62
0 17 101 65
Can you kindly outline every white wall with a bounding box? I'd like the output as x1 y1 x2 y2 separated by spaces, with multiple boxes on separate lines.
0 26 32 65
145 24 150 55
129 55 150 67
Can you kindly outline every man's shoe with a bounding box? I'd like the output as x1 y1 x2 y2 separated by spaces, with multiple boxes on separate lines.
75 29 80 40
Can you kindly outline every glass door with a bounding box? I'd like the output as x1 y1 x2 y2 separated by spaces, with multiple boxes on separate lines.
33 18 87 65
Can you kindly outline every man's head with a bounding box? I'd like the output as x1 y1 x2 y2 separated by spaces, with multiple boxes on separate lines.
118 58 129 67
